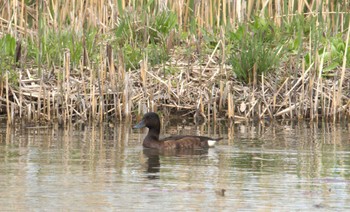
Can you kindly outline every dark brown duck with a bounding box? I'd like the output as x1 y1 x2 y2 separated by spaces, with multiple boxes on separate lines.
133 112 223 150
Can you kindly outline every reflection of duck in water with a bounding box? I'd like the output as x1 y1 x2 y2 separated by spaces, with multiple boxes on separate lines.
143 148 210 180
134 112 222 150
143 149 161 180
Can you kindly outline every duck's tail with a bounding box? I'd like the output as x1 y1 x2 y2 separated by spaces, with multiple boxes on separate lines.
208 137 223 147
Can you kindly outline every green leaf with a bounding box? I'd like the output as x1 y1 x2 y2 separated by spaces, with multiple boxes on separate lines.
323 62 339 73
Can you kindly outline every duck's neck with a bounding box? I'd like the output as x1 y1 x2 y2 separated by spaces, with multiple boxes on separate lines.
145 127 160 141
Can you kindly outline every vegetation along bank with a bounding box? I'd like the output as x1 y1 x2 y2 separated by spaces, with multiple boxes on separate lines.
1 1 350 125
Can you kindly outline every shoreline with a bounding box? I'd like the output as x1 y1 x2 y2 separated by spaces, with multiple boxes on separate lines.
2 51 350 125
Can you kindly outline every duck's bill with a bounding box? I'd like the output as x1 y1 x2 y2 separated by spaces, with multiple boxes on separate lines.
133 120 145 129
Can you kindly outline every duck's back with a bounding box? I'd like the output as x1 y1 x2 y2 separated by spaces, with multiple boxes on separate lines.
160 135 222 149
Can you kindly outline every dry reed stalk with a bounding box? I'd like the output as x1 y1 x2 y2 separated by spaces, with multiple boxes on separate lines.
123 73 130 118
64 49 71 123
314 46 326 121
236 0 242 22
140 56 147 89
145 69 179 100
107 44 116 90
268 0 273 17
299 58 305 118
10 106 15 125
245 98 257 118
227 92 234 120
183 0 190 30
222 0 226 26
213 99 217 122
199 0 204 30
209 0 213 28
325 87 331 118
193 92 206 123
286 61 312 97
117 97 122 121
117 52 125 85
203 1 208 29
9 87 20 107
92 84 96 121
202 40 222 75
98 59 106 123
274 101 303 117
27 103 31 122
19 71 23 118
19 0 25 29
43 87 48 120
261 73 272 119
36 77 43 121
320 80 326 119
89 61 93 122
137 99 142 119
152 100 158 114
219 81 224 112
288 83 293 119
79 60 87 120
12 0 17 33
113 93 118 121
45 91 51 121
51 91 58 119
260 0 270 17
207 94 211 123
5 123 11 143
274 0 282 26
252 63 257 89
220 27 226 77
6 72 11 124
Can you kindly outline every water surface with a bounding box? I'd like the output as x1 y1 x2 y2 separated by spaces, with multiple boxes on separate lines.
0 120 349 211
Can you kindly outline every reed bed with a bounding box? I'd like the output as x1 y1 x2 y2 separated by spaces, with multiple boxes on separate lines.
1 0 350 124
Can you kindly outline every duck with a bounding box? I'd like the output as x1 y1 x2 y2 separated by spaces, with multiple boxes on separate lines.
133 112 222 150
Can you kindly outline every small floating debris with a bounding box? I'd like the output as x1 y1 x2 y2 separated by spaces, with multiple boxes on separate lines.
215 189 226 197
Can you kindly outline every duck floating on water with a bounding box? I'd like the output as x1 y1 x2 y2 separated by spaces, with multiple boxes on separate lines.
134 112 222 150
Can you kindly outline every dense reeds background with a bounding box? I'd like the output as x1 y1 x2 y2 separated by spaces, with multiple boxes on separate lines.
1 0 350 125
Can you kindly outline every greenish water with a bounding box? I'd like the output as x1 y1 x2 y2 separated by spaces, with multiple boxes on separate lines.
0 120 349 211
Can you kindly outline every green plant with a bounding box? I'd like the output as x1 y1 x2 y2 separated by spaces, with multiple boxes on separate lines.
228 18 282 84
115 12 137 47
122 44 143 70
150 11 177 43
0 34 16 57
27 28 99 70
114 9 176 70
0 34 19 86
147 43 169 66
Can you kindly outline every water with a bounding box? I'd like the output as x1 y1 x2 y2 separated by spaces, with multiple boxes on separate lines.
0 120 349 211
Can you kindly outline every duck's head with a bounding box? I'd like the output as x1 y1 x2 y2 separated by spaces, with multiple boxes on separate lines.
133 112 160 130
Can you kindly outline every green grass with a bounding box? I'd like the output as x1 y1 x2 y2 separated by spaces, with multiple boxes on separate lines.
114 10 177 70
228 17 282 84
0 34 18 85
27 28 100 69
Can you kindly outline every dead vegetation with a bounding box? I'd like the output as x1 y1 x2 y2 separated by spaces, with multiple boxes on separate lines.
2 48 350 125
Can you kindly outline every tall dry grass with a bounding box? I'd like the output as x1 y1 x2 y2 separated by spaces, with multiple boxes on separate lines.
1 1 348 36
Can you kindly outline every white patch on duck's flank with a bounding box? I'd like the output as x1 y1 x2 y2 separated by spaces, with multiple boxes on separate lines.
207 140 217 147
